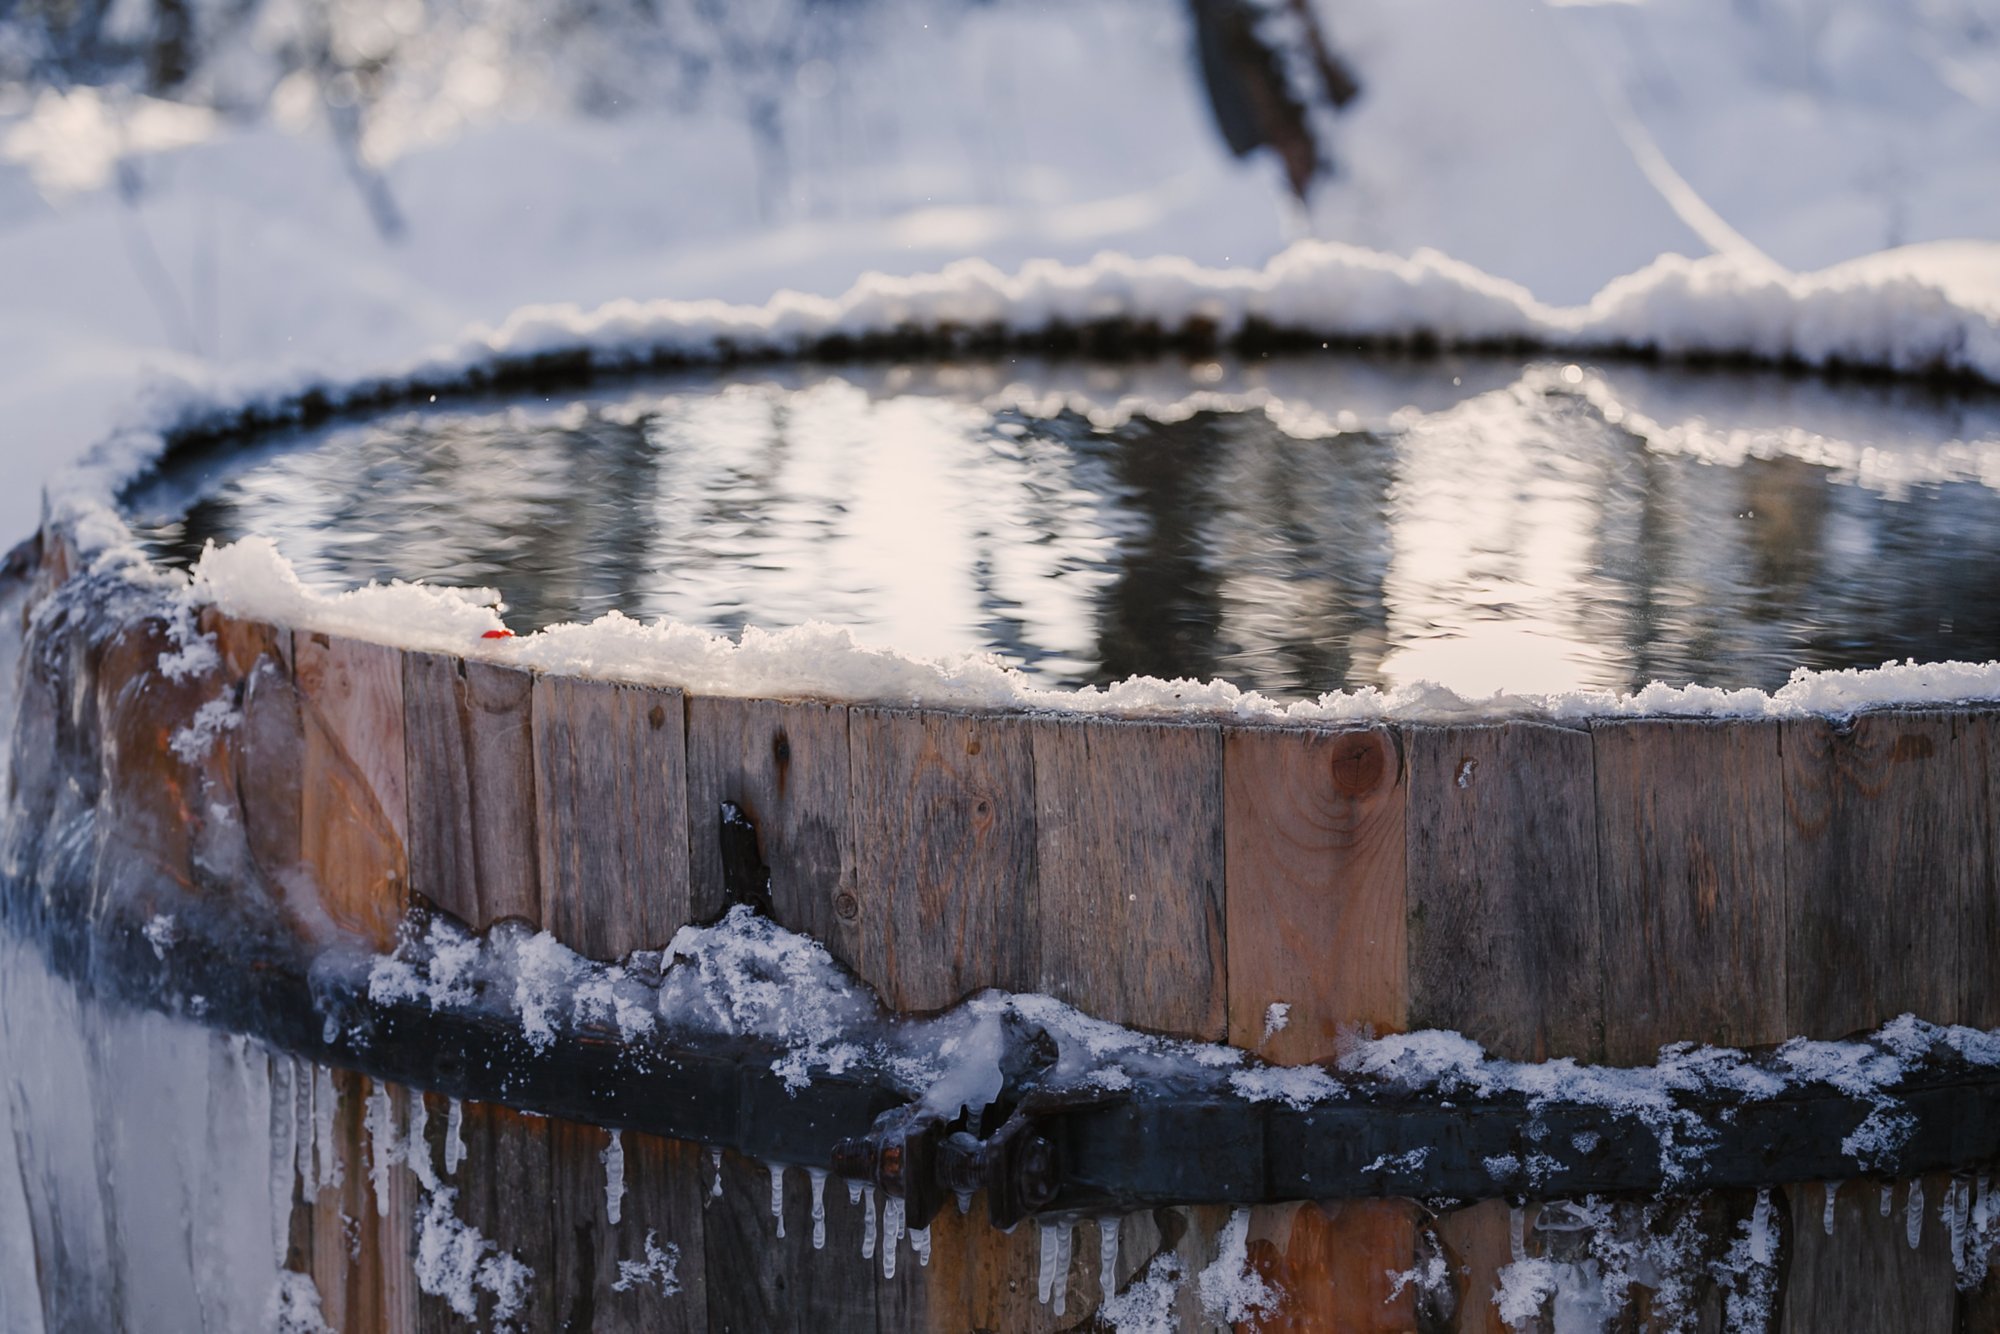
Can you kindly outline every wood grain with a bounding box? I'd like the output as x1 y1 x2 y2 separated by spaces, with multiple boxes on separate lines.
1243 1199 1421 1332
548 1124 707 1334
1593 718 1788 1064
533 676 690 960
404 652 540 930
701 1151 877 1334
1224 724 1406 1062
846 706 1038 1010
902 1204 1101 1333
1405 722 1604 1063
1970 709 2000 1030
1780 1177 1956 1334
1432 1199 1516 1334
311 1072 416 1334
685 696 854 953
1031 716 1227 1039
417 1101 553 1333
1783 710 1989 1036
295 633 410 950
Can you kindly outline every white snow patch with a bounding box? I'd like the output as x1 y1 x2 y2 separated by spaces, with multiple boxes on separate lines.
168 697 240 764
413 1188 534 1325
1196 1208 1279 1325
611 1229 680 1296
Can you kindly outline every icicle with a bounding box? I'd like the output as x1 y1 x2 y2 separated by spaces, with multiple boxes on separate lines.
604 1131 626 1227
1908 1179 1926 1250
443 1097 465 1176
912 1224 931 1268
882 1194 905 1279
862 1186 878 1261
313 1066 339 1191
1881 1183 1895 1217
955 1188 973 1215
1509 1204 1527 1262
711 1147 724 1200
1038 1222 1059 1304
407 1093 438 1190
1824 1182 1838 1235
365 1082 397 1219
809 1169 828 1251
1977 1174 1994 1235
1948 1176 1970 1276
848 1179 863 1206
770 1164 787 1240
1052 1221 1073 1315
294 1058 316 1196
268 1056 297 1267
1099 1216 1120 1298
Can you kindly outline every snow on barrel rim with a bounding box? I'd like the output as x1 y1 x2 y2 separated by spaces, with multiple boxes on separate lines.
36 240 2000 724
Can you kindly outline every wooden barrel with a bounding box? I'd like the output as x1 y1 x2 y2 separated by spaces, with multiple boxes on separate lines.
14 514 2000 1332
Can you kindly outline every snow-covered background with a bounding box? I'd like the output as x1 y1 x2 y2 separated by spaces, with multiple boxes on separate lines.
2 0 1998 548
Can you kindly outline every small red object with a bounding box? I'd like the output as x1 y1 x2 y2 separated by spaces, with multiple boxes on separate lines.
481 629 516 639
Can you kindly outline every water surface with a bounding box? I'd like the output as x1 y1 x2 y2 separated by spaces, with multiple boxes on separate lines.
126 356 2000 698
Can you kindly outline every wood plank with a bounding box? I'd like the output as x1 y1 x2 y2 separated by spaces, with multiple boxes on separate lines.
685 696 853 951
1031 716 1227 1039
1780 1176 1956 1334
846 706 1039 1009
1593 719 1788 1064
91 616 206 900
295 633 410 950
1971 709 2000 1030
702 1151 877 1334
1783 710 1989 1036
1243 1199 1422 1332
404 652 541 931
310 1072 416 1334
548 1124 707 1334
1432 1199 1515 1334
199 612 296 892
1224 724 1406 1062
903 1203 1101 1333
417 1100 553 1333
1405 722 1604 1063
234 635 306 894
533 676 691 960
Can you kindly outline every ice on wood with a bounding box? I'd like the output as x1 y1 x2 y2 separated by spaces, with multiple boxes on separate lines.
808 1167 827 1251
444 1097 465 1176
605 1129 625 1226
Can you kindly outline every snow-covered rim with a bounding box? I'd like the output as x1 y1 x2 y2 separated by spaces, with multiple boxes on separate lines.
43 241 2000 724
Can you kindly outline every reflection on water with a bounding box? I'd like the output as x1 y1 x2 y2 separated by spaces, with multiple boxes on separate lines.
127 357 2000 698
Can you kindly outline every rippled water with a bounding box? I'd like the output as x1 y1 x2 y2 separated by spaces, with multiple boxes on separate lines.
127 355 2000 697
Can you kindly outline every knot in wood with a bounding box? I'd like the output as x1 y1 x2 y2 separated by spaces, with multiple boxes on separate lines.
1329 733 1386 796
834 891 860 922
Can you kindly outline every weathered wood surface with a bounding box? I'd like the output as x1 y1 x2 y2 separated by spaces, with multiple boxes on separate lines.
549 1124 707 1334
1224 723 1406 1061
846 706 1039 1010
404 653 541 930
1780 1176 1957 1334
295 633 410 950
1783 710 1990 1037
419 1100 556 1333
1245 1199 1422 1332
1032 715 1227 1039
703 1151 878 1334
1406 722 1604 1063
685 696 856 958
310 1072 416 1334
1593 718 1788 1064
533 676 690 960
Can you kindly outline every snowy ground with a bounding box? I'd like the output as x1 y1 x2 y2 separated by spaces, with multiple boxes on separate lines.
2 0 1997 548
